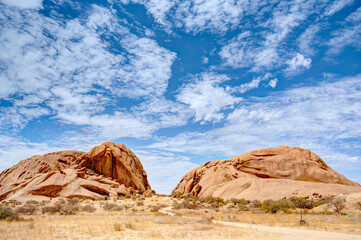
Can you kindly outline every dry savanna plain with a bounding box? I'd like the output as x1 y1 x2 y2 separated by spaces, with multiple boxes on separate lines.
1 194 361 240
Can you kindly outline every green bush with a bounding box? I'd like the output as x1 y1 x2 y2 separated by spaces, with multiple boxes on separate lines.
290 197 314 209
261 199 295 214
261 199 276 213
200 196 225 208
0 207 22 221
171 191 183 198
250 200 262 208
231 198 249 205
276 199 295 212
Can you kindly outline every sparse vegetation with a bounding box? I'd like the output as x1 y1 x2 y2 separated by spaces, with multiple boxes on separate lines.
289 197 314 209
54 199 79 215
260 199 295 214
103 202 123 211
41 206 58 214
0 207 22 221
16 203 38 215
173 200 198 210
171 191 183 198
330 196 346 213
80 204 96 213
113 223 123 231
1 195 360 240
149 204 166 212
200 196 225 208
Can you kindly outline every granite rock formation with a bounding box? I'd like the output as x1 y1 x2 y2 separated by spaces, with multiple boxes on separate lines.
173 146 361 200
0 142 151 202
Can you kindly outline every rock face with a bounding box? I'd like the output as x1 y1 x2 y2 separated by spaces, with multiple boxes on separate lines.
0 142 151 202
173 146 361 200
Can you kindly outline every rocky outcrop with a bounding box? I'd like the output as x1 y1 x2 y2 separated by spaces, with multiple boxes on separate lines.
173 146 361 200
76 142 150 193
0 142 151 202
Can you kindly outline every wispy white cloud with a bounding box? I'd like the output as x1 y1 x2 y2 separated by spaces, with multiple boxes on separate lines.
327 25 361 55
148 74 361 169
218 0 322 72
346 6 361 22
0 0 43 9
231 75 274 94
122 0 264 34
324 0 353 16
0 4 177 139
298 24 320 56
177 72 241 124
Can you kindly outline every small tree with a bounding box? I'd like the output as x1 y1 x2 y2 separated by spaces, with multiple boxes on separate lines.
331 196 346 213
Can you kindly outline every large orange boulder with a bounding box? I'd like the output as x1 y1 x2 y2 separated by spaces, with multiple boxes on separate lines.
173 146 361 200
0 142 151 202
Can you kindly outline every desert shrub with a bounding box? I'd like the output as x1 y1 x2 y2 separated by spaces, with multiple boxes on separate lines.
80 204 96 213
54 199 78 215
149 205 163 212
136 200 144 206
171 191 183 198
67 198 79 205
0 207 22 221
250 200 262 208
261 200 278 214
261 199 295 214
313 196 334 208
261 200 275 213
26 200 39 205
41 206 58 214
290 197 314 209
231 198 249 205
125 222 137 230
200 196 225 208
16 204 38 215
173 200 198 210
276 199 295 212
330 196 346 213
59 203 78 215
230 198 250 211
5 199 21 207
193 177 201 185
103 202 123 211
113 223 123 231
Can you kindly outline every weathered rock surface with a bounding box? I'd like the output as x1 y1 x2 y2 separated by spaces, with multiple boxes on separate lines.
173 146 361 200
0 142 151 202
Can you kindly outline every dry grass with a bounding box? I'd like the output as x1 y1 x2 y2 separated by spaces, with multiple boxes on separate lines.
173 207 361 234
0 211 276 240
1 196 360 239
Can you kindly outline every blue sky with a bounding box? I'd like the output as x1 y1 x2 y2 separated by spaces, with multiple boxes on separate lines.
0 0 361 194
